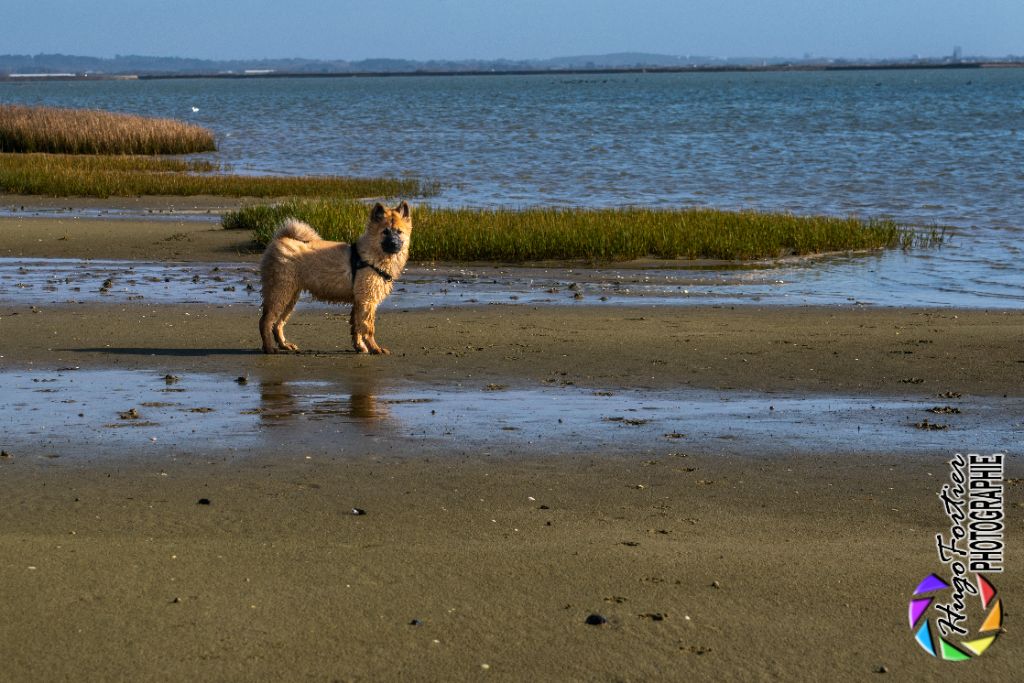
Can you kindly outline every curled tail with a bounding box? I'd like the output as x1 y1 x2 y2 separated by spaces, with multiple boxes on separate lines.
273 219 320 243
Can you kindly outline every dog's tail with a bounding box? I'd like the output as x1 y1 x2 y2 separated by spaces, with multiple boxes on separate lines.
273 219 320 243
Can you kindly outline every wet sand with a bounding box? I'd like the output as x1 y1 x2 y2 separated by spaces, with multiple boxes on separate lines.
1 214 1021 680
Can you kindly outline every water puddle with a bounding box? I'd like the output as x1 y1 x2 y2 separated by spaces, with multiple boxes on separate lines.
0 369 1018 459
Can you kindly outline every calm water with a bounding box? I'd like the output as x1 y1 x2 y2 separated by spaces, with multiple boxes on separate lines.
2 70 1023 305
3 368 1019 458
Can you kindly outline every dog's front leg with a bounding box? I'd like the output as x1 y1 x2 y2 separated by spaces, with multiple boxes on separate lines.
351 301 387 354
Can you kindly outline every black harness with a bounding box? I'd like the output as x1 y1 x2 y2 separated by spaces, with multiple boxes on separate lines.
350 245 393 284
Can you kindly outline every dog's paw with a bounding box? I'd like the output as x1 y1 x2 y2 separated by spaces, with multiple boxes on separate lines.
262 346 278 354
370 346 391 355
281 342 300 352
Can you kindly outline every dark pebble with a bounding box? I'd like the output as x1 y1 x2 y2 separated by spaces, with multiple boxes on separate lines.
585 613 607 626
875 665 889 674
409 619 422 626
197 498 211 505
351 508 366 515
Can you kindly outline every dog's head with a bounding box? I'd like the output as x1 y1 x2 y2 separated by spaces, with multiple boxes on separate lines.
367 201 412 256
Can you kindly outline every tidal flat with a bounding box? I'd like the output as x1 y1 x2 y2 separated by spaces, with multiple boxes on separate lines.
0 209 1021 681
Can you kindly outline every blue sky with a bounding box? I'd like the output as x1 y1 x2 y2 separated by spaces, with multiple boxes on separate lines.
2 0 1020 61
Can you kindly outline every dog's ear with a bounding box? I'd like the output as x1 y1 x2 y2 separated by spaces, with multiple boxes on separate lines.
396 201 410 219
370 202 386 223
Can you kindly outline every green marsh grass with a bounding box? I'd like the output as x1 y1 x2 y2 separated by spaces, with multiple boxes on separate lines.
227 198 940 262
0 153 439 199
0 104 216 155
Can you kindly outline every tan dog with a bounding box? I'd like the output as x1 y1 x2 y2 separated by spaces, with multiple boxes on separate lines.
259 201 411 354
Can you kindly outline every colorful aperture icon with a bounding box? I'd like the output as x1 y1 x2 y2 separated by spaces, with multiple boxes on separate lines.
909 573 1003 660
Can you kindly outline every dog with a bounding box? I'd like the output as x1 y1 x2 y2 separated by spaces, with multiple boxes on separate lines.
259 201 411 355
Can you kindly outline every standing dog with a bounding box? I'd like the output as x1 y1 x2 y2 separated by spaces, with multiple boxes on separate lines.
259 201 411 354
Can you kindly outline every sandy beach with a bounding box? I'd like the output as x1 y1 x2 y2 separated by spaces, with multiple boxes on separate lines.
1 212 1021 681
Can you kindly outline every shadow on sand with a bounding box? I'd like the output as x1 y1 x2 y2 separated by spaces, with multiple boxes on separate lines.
68 347 262 357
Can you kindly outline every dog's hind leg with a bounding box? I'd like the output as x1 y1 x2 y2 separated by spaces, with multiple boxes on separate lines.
260 290 300 354
260 306 278 354
273 292 301 352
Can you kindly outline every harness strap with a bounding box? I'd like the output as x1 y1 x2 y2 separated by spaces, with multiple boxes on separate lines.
350 245 393 284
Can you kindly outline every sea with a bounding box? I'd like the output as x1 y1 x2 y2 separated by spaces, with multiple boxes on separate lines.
2 68 1023 307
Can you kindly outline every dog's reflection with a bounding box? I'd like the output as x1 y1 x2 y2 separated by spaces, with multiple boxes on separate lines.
255 376 388 424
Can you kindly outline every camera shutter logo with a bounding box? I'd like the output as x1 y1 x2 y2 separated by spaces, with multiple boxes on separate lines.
909 573 1002 660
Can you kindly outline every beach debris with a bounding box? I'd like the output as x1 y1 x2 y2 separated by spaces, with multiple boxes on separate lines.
104 420 160 428
118 408 140 420
711 581 721 589
99 278 113 293
351 508 366 515
197 498 211 505
621 541 640 547
938 391 962 399
573 292 584 300
584 613 608 626
484 383 506 391
171 597 181 604
235 376 248 385
875 665 889 674
188 407 215 413
639 612 667 621
0 450 11 458
409 619 422 626
684 645 712 655
163 374 180 384
913 419 948 431
537 504 550 510
664 432 687 439
927 406 961 414
899 377 925 384
603 416 649 426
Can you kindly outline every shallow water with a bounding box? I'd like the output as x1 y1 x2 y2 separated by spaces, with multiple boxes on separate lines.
3 70 1022 307
5 70 1023 228
0 369 1019 459
2 250 1021 309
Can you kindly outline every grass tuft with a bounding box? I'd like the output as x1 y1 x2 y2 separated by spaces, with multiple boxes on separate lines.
226 198 937 262
0 153 439 199
0 104 216 155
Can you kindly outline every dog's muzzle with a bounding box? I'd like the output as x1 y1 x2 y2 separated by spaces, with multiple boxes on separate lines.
381 229 404 254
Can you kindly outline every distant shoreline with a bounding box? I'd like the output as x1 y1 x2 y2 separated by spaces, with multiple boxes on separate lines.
2 60 1022 82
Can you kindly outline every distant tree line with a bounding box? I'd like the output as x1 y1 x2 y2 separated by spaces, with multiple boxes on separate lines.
1 52 1020 77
